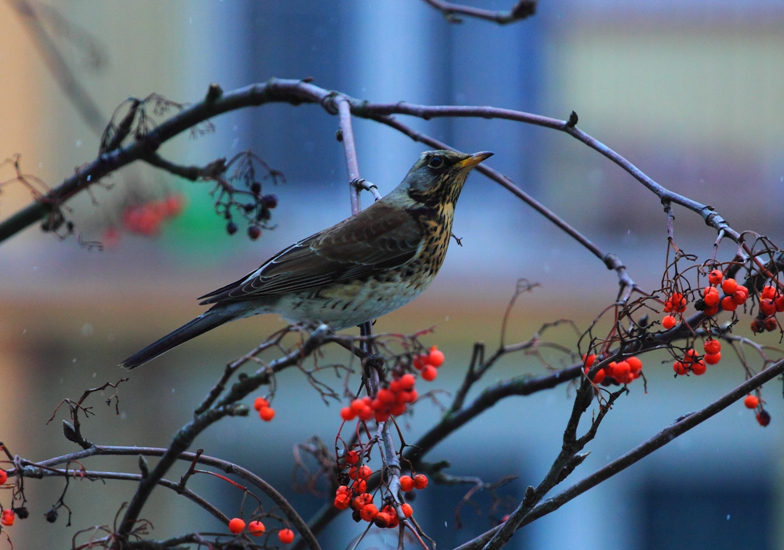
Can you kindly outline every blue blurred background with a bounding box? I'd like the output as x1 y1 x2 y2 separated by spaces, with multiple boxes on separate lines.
1 1 783 548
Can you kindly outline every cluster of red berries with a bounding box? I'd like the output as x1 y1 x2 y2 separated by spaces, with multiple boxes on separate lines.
340 373 419 424
661 271 753 330
583 354 643 385
671 338 724 376
751 284 784 333
412 346 445 381
253 397 275 422
227 517 294 543
1 509 14 527
120 194 185 237
332 472 426 528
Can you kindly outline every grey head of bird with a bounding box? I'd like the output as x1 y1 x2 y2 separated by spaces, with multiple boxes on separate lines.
385 150 494 208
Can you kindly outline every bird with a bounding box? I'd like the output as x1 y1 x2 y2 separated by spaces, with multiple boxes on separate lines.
120 149 493 369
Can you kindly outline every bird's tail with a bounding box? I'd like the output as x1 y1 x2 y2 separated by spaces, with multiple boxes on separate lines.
119 310 233 369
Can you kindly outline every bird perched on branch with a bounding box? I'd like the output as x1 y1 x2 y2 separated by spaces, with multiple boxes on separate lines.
120 149 492 369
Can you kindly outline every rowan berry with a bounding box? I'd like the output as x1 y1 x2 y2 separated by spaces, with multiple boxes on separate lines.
627 356 643 375
413 474 428 489
278 528 295 544
389 402 407 416
760 299 776 316
399 373 416 391
764 317 778 332
776 295 784 313
421 365 438 381
751 318 765 333
613 361 631 382
585 365 605 384
357 465 372 480
1 509 14 527
253 396 269 411
345 450 360 465
704 353 721 365
761 285 777 300
721 296 738 311
399 474 415 492
381 505 400 528
582 354 596 369
703 339 721 355
340 407 356 421
357 405 374 422
0 469 7 485
733 286 749 304
350 399 366 414
708 269 724 285
703 290 720 307
334 493 351 510
673 361 689 375
351 493 373 511
228 518 246 534
721 278 738 294
691 360 707 375
259 407 275 422
744 395 759 409
670 292 687 313
247 225 262 240
353 479 367 494
249 520 266 536
360 504 379 522
401 502 414 518
373 512 390 528
662 315 677 330
704 305 719 317
428 347 445 367
413 354 427 370
756 410 771 427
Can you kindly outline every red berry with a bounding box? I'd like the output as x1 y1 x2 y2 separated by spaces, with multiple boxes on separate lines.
760 299 776 316
413 474 428 489
428 347 445 367
401 502 414 518
708 269 724 285
278 528 295 544
775 295 784 313
399 475 415 492
744 395 759 409
704 353 721 365
582 354 596 369
1 510 14 527
627 356 643 375
353 479 367 494
248 225 262 240
704 305 719 317
340 407 356 421
756 410 771 427
691 360 707 375
253 396 269 411
751 318 765 333
670 292 687 313
703 339 721 355
228 518 246 534
733 287 749 304
613 361 631 382
334 493 351 510
721 296 738 311
249 520 266 536
398 373 416 391
421 365 438 381
358 465 372 480
585 365 605 384
377 388 395 404
721 278 738 294
673 361 688 375
703 290 720 307
761 285 777 300
764 317 778 332
0 470 7 485
259 407 275 421
360 504 379 522
662 315 677 330
345 450 360 465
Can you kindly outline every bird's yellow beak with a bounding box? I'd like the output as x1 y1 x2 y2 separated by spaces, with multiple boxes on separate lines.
457 151 494 169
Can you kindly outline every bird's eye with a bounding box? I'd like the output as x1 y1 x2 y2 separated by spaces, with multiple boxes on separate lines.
427 156 444 169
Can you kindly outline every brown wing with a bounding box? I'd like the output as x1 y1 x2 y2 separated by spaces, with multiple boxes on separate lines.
199 201 423 304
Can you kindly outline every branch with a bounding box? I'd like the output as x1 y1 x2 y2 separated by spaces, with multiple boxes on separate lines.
452 356 784 550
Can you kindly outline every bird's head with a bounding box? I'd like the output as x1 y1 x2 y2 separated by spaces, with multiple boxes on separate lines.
401 150 493 207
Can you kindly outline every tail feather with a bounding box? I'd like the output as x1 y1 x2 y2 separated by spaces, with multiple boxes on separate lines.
120 310 232 369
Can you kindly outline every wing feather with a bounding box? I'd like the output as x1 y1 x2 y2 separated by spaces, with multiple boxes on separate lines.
199 202 422 305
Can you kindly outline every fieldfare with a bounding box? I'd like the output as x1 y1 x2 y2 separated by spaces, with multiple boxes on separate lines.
120 149 492 369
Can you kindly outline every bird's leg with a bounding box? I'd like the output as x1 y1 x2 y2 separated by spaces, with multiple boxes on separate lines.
350 178 382 202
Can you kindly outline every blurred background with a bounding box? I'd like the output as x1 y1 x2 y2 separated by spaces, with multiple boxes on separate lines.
1 0 784 548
